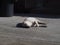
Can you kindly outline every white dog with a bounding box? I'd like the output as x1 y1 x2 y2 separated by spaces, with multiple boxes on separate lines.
22 17 47 28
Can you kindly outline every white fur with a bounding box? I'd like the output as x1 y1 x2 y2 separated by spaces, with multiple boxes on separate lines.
22 17 46 27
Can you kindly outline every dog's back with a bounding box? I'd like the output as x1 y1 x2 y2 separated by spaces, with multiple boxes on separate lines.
24 17 38 23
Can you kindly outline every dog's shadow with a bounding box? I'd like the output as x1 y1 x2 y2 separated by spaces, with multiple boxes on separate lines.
16 23 47 28
16 23 30 28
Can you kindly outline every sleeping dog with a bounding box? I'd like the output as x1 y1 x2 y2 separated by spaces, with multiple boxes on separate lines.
21 17 47 28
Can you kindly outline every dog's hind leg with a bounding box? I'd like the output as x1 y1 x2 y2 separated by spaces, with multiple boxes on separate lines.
34 21 40 27
37 20 47 27
37 20 46 25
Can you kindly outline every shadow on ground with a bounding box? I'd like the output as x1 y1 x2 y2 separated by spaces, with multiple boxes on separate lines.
16 23 30 28
16 23 47 28
15 13 60 19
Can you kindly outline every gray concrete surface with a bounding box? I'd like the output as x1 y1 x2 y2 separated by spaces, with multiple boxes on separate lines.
0 16 60 45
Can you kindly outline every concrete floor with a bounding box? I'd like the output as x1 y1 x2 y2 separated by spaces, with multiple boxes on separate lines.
0 16 60 45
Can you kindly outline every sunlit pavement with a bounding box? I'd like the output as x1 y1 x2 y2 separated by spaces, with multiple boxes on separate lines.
0 16 60 45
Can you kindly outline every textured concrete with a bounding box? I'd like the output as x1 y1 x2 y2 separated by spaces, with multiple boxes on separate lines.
0 16 60 45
